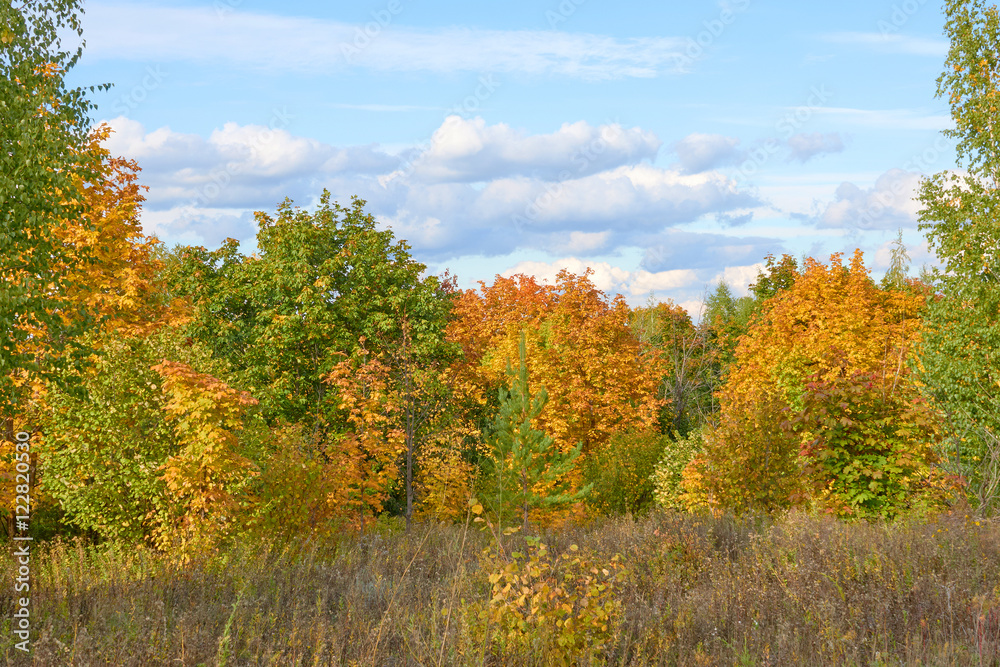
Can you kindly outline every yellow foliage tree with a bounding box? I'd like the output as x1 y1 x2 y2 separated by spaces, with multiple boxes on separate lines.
152 360 259 558
684 250 931 514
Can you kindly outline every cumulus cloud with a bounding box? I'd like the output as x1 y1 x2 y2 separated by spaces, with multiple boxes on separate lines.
102 115 762 267
402 116 661 183
673 133 743 173
786 131 845 162
710 263 766 297
816 168 923 230
103 116 397 211
716 211 754 227
501 257 699 298
640 229 783 272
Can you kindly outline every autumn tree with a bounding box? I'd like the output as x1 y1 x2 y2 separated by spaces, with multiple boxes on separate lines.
686 251 936 515
324 344 405 533
916 0 1000 512
0 120 176 536
449 270 661 457
37 327 244 547
0 1 118 417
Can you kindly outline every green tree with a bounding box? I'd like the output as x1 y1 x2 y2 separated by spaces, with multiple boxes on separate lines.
37 326 252 546
916 0 1000 512
881 230 912 290
700 281 755 389
483 334 590 532
1 0 109 419
749 253 800 303
165 193 457 524
166 193 455 430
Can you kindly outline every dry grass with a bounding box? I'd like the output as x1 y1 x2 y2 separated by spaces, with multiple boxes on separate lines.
0 510 998 666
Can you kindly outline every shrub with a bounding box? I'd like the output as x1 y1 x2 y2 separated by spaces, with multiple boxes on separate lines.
584 429 667 516
652 428 704 510
475 537 624 664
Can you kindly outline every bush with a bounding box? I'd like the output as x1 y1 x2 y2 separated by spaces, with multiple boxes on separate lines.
652 428 704 510
583 429 666 516
475 537 624 664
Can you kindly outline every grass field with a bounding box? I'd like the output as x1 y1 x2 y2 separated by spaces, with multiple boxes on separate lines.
1 510 998 666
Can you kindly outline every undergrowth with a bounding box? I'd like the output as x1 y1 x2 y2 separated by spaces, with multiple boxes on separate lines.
0 510 997 665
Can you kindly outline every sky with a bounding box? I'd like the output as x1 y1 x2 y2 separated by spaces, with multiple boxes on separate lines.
64 0 957 315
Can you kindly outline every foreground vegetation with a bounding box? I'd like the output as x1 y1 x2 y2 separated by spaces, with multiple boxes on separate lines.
1 510 998 666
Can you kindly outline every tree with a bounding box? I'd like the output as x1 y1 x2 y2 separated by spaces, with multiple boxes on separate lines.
449 270 661 457
483 334 589 532
916 0 1000 512
792 371 944 520
37 326 244 547
685 251 935 515
700 281 756 385
881 230 912 290
323 348 401 533
166 193 454 434
1 123 175 537
582 429 666 516
749 253 800 303
1 0 109 419
629 299 712 434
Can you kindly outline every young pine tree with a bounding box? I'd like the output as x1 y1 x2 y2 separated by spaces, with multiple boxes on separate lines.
484 333 590 532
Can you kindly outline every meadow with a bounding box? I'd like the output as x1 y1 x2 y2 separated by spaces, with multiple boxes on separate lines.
1 509 998 666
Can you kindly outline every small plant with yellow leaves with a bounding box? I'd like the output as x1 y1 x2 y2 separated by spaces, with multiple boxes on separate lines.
475 533 624 664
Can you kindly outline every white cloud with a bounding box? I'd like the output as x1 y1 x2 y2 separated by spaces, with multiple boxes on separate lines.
640 229 781 272
786 132 845 162
501 258 699 298
102 116 397 211
100 115 762 267
548 231 611 254
404 116 662 183
816 168 924 230
673 133 742 173
710 263 765 297
84 3 689 80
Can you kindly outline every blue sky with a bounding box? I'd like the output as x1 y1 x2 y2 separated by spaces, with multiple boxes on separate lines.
66 0 956 314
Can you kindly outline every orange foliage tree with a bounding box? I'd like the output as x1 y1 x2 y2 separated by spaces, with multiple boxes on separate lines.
448 269 661 458
324 344 406 533
685 250 936 515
